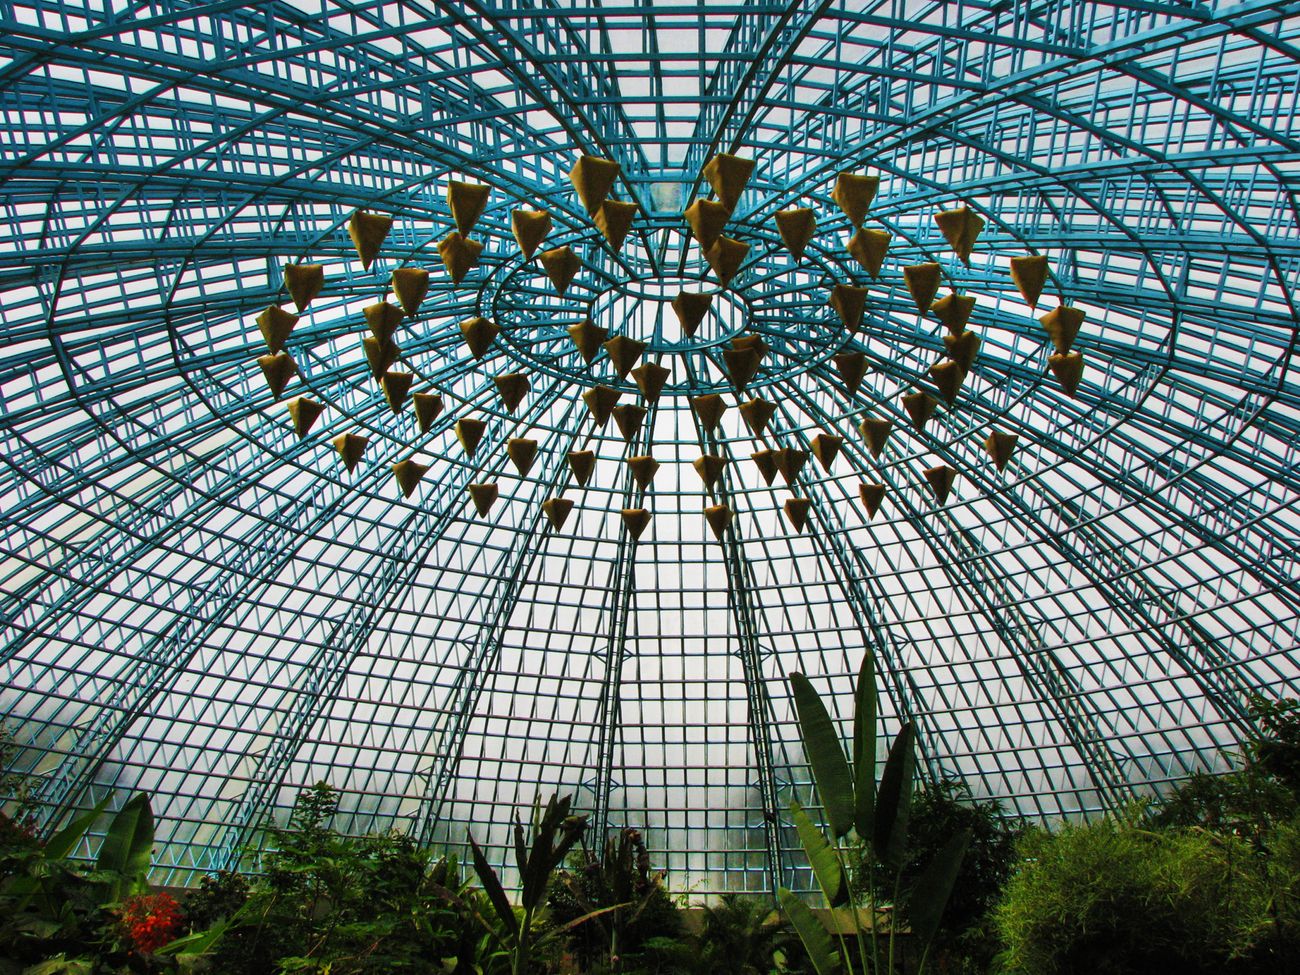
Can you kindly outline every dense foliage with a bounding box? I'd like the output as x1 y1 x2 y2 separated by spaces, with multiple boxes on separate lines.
0 694 1298 974
993 695 1300 975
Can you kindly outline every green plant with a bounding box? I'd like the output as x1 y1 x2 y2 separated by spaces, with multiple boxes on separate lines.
992 815 1298 974
780 655 970 974
696 893 812 975
548 827 682 973
462 792 598 975
855 779 1025 973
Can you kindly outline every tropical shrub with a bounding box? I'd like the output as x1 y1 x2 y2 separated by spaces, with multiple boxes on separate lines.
547 827 682 973
780 655 970 975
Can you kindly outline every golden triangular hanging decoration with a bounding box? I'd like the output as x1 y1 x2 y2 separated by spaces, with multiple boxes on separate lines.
284 263 324 312
348 210 391 270
775 208 816 261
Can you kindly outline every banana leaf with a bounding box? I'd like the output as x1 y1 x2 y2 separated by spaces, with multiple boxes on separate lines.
790 672 855 838
779 888 840 975
789 799 847 907
97 793 154 897
853 652 878 839
44 795 110 862
907 828 971 951
872 722 916 869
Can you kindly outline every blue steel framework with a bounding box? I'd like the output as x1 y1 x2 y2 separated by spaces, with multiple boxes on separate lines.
0 0 1298 895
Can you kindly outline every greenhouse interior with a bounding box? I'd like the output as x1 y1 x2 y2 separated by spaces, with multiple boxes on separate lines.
1 1 1299 973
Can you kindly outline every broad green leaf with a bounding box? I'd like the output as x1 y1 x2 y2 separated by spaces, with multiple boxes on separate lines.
907 829 971 951
789 799 847 907
789 672 855 838
468 834 519 940
853 653 878 839
779 888 840 975
43 795 110 862
97 793 154 882
872 722 916 869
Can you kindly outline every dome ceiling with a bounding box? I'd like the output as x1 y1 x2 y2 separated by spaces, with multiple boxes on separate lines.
0 1 1297 892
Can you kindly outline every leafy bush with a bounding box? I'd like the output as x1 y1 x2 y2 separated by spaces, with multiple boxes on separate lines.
993 816 1298 974
547 827 682 973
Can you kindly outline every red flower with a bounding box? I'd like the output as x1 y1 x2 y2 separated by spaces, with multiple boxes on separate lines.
119 891 182 954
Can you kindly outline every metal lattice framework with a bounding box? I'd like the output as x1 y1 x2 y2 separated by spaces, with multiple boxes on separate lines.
1 0 1299 894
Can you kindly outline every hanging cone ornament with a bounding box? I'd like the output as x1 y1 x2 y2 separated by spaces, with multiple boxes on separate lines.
1049 351 1084 397
834 351 868 396
287 396 324 438
583 385 621 426
810 433 843 472
903 263 941 314
632 363 670 403
438 232 482 285
672 291 714 338
784 497 811 533
902 392 938 432
731 334 768 361
468 482 499 517
391 458 429 498
693 454 727 489
703 153 754 211
829 284 868 331
944 330 981 372
705 236 749 288
595 199 637 249
723 347 760 392
612 404 647 443
931 293 976 334
568 449 596 486
929 360 965 406
413 392 443 434
540 245 581 296
604 335 646 380
739 398 776 438
447 179 490 236
511 208 552 259
860 417 892 458
284 263 324 312
348 210 392 270
684 198 731 250
332 433 367 472
628 455 660 489
774 448 808 485
382 371 414 413
984 430 1017 471
859 482 886 519
775 208 816 261
460 317 499 359
507 438 538 476
570 154 621 215
1011 254 1050 308
542 497 574 529
934 206 985 265
364 302 404 342
751 449 779 485
256 305 298 354
391 267 430 317
363 336 400 380
568 319 609 364
258 352 296 400
493 373 530 414
847 227 891 279
621 507 652 540
832 172 879 227
456 417 487 457
923 464 957 504
704 504 732 541
690 394 726 431
1040 306 1085 354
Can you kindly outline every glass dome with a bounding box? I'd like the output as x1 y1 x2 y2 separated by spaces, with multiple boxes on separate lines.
1 0 1297 895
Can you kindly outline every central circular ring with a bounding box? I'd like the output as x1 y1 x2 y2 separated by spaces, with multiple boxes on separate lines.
591 277 749 353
